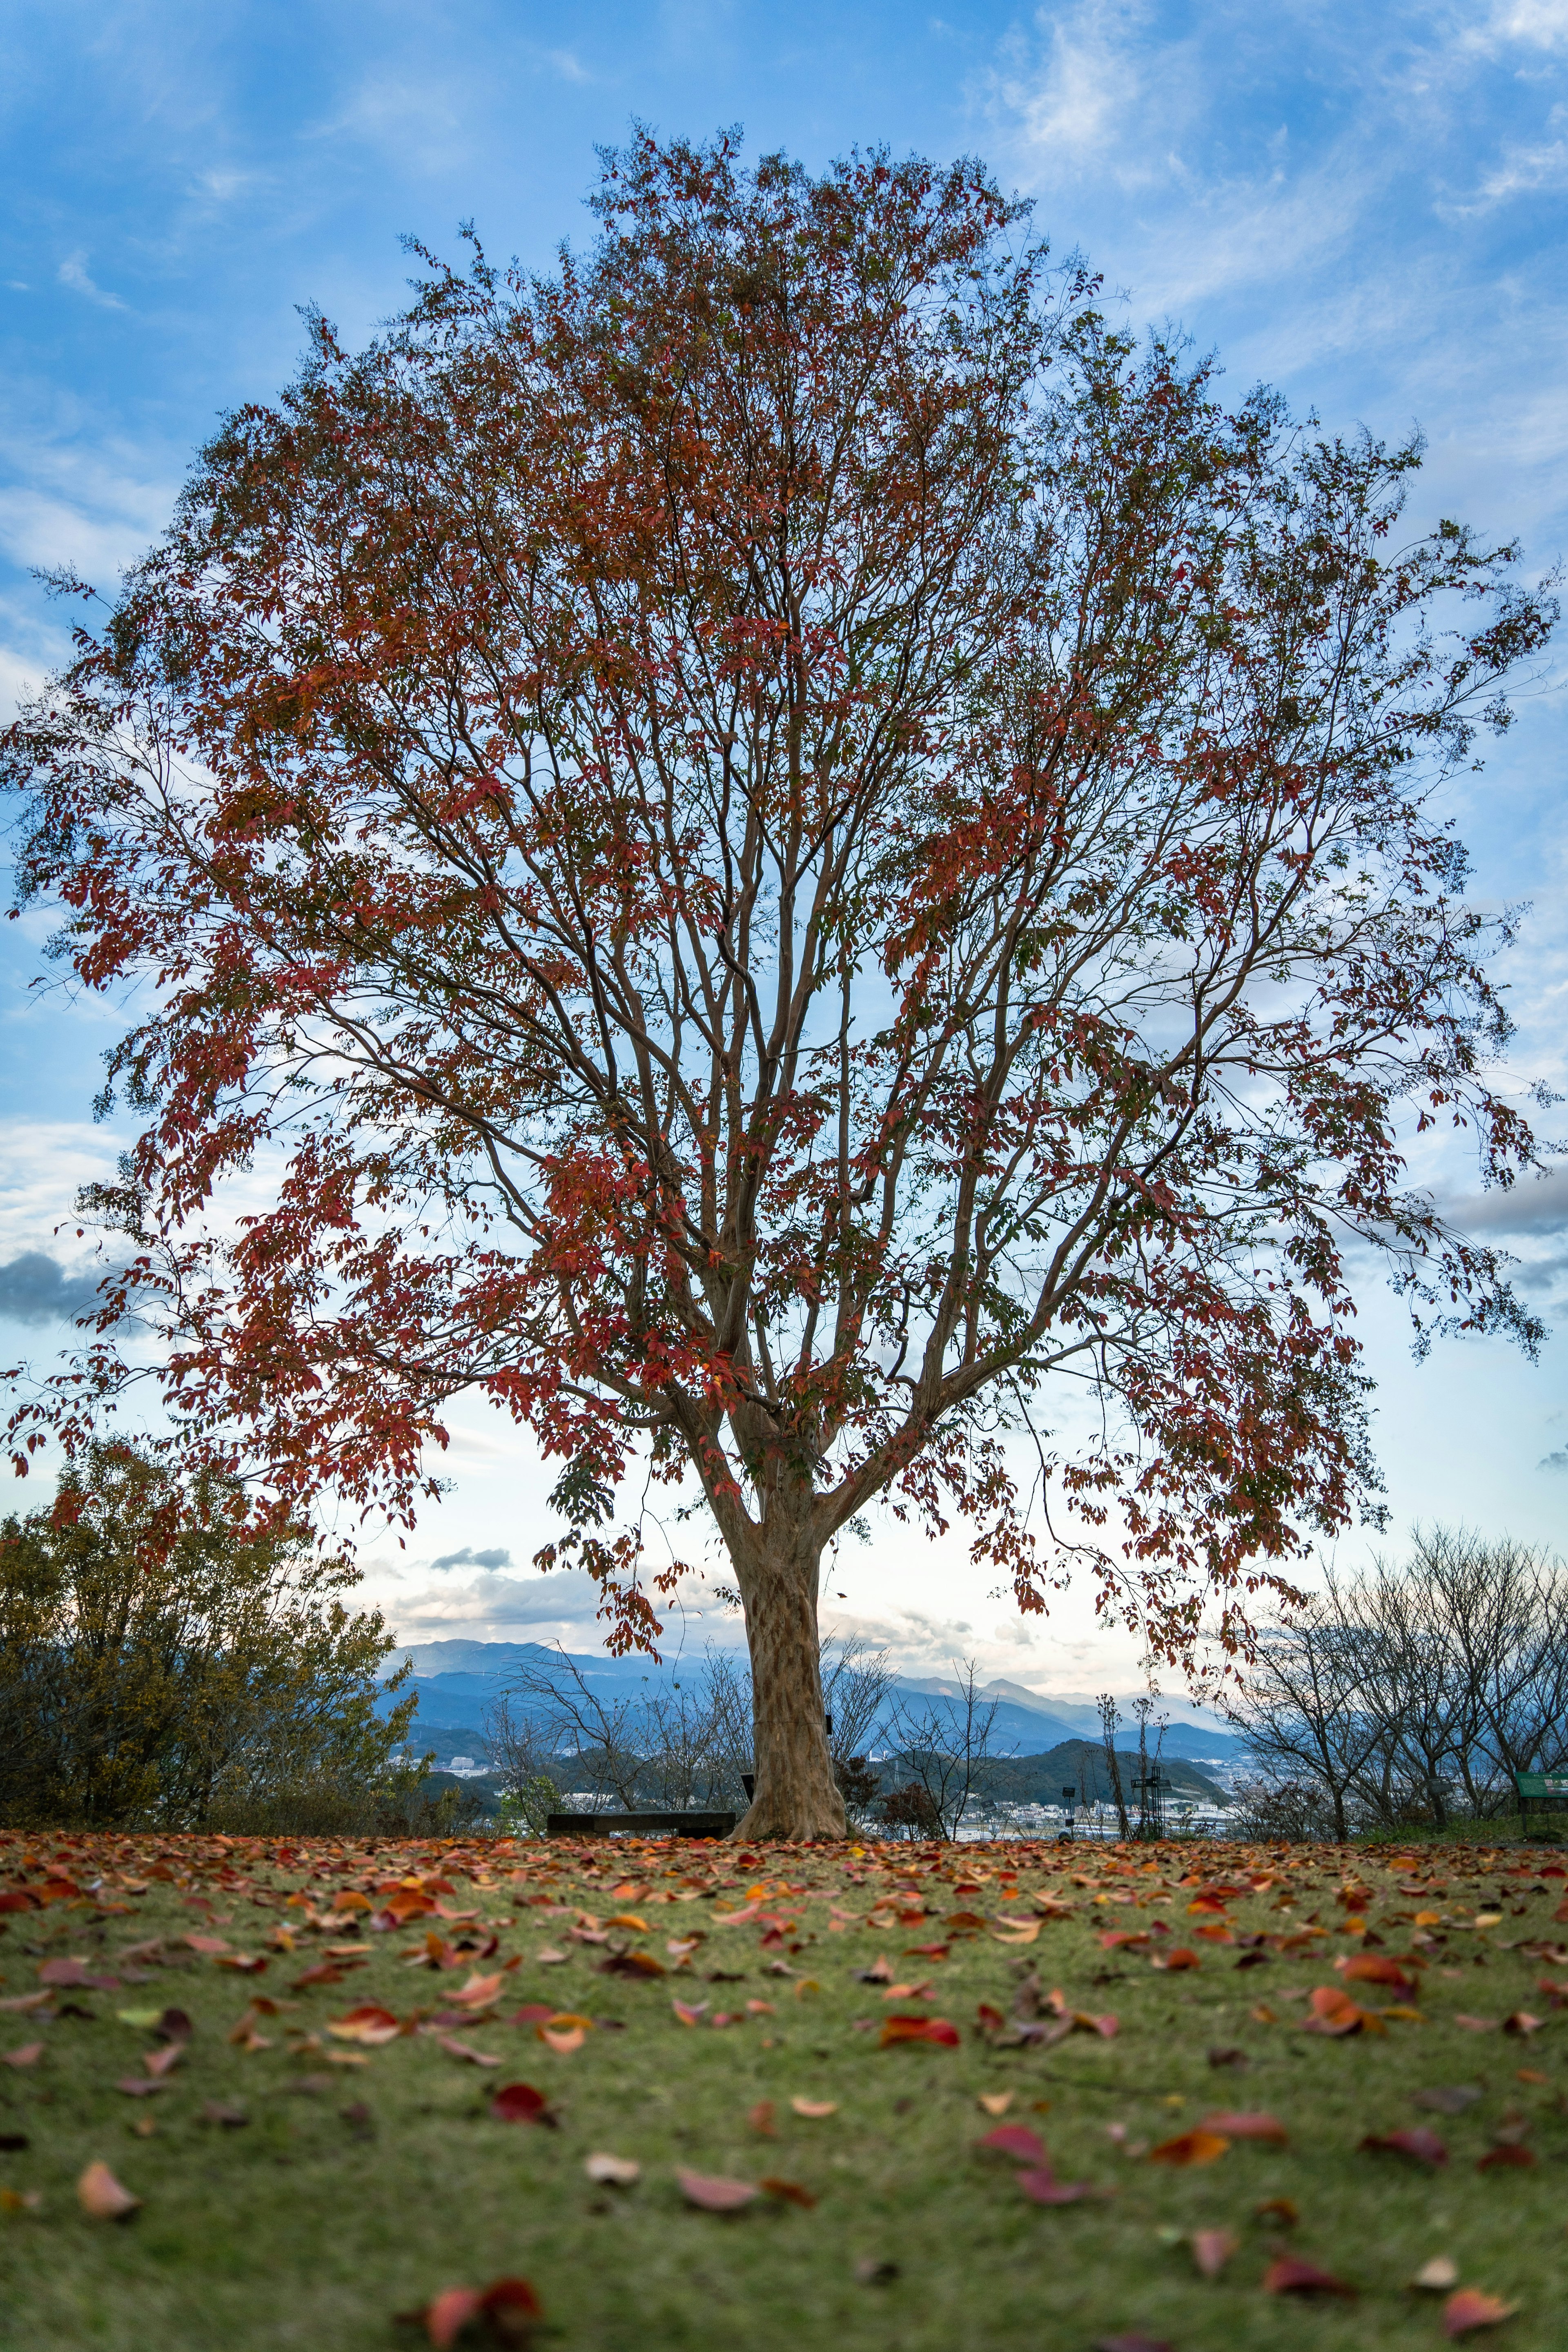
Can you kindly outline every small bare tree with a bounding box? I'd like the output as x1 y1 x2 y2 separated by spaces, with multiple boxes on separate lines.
1096 1694 1130 1838
484 1694 561 1836
508 1650 645 1811
886 1661 1003 1840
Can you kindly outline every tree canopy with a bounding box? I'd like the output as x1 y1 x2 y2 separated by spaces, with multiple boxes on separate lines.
4 133 1555 1834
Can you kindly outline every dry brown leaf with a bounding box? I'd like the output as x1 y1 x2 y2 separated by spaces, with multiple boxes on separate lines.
77 2160 140 2220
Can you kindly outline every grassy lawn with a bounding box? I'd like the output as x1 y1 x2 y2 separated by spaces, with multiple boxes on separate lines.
3 1829 1567 2351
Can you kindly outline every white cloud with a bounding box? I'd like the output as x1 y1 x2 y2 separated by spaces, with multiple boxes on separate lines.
57 253 127 312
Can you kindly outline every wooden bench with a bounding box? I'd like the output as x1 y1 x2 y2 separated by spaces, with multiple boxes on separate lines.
546 1811 737 1840
1513 1771 1568 1825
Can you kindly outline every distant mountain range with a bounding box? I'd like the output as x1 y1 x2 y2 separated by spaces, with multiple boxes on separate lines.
382 1641 1247 1765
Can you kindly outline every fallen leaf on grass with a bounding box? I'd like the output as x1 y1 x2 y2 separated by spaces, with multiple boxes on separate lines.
1302 1985 1379 2036
1192 2228 1240 2278
600 1951 665 1979
143 2043 182 2079
1201 2111 1287 2144
0 1992 51 2014
1263 2256 1356 2297
1443 2288 1519 2337
677 2169 759 2212
760 2176 817 2208
1149 2129 1229 2167
2 2044 42 2069
403 2277 541 2348
1414 2256 1461 2290
1152 1948 1200 1972
791 2098 837 2118
200 2101 249 2129
879 2016 959 2048
672 2000 707 2027
1502 2011 1543 2036
977 2124 1048 2164
1255 2196 1298 2227
0 2188 42 2212
1413 2086 1483 2115
584 2152 639 2185
77 2160 140 2220
1337 1954 1417 1992
489 2083 555 2127
1016 2168 1101 2205
115 2076 165 2098
328 2005 406 2047
1361 2128 1448 2167
1477 2144 1535 2170
977 2092 1013 2116
437 2035 501 2067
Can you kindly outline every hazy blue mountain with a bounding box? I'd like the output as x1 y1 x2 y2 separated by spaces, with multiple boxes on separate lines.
379 1640 1246 1763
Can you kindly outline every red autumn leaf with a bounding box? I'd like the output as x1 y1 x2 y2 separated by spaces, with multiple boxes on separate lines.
1156 1948 1201 1971
677 2169 759 2212
1201 2111 1287 2144
878 2015 959 2047
412 2278 542 2349
1263 2256 1357 2297
488 2082 555 2126
1016 2168 1099 2205
759 2176 817 2208
1361 2128 1448 2167
0 1891 40 1913
1192 2227 1240 2278
1443 2287 1519 2337
976 2125 1048 2163
1148 2129 1230 2167
976 2002 1005 2030
1477 2144 1535 2171
1501 2011 1542 2036
506 2005 555 2026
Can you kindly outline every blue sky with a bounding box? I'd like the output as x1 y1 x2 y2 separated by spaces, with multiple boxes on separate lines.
2 0 1566 1690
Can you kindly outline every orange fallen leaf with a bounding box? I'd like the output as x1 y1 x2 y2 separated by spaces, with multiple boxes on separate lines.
1149 2129 1229 2167
1338 1954 1416 1992
747 2101 776 2135
1200 2111 1286 2144
1192 2228 1239 2279
328 2004 405 2046
77 2160 140 2220
537 2027 584 2054
1443 2288 1518 2336
1255 2196 1298 2227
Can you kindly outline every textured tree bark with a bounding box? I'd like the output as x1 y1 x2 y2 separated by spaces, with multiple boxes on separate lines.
733 1533 847 1841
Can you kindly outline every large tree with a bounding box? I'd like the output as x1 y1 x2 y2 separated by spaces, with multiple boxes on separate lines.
4 136 1555 1837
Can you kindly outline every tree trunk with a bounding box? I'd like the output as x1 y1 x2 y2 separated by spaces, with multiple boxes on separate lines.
733 1533 846 1841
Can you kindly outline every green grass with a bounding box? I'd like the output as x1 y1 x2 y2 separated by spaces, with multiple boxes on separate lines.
2 1829 1567 2351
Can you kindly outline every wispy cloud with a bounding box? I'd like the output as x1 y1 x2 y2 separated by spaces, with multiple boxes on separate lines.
57 252 126 311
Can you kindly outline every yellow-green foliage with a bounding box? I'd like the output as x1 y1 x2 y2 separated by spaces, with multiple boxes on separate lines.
0 1445 414 1829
